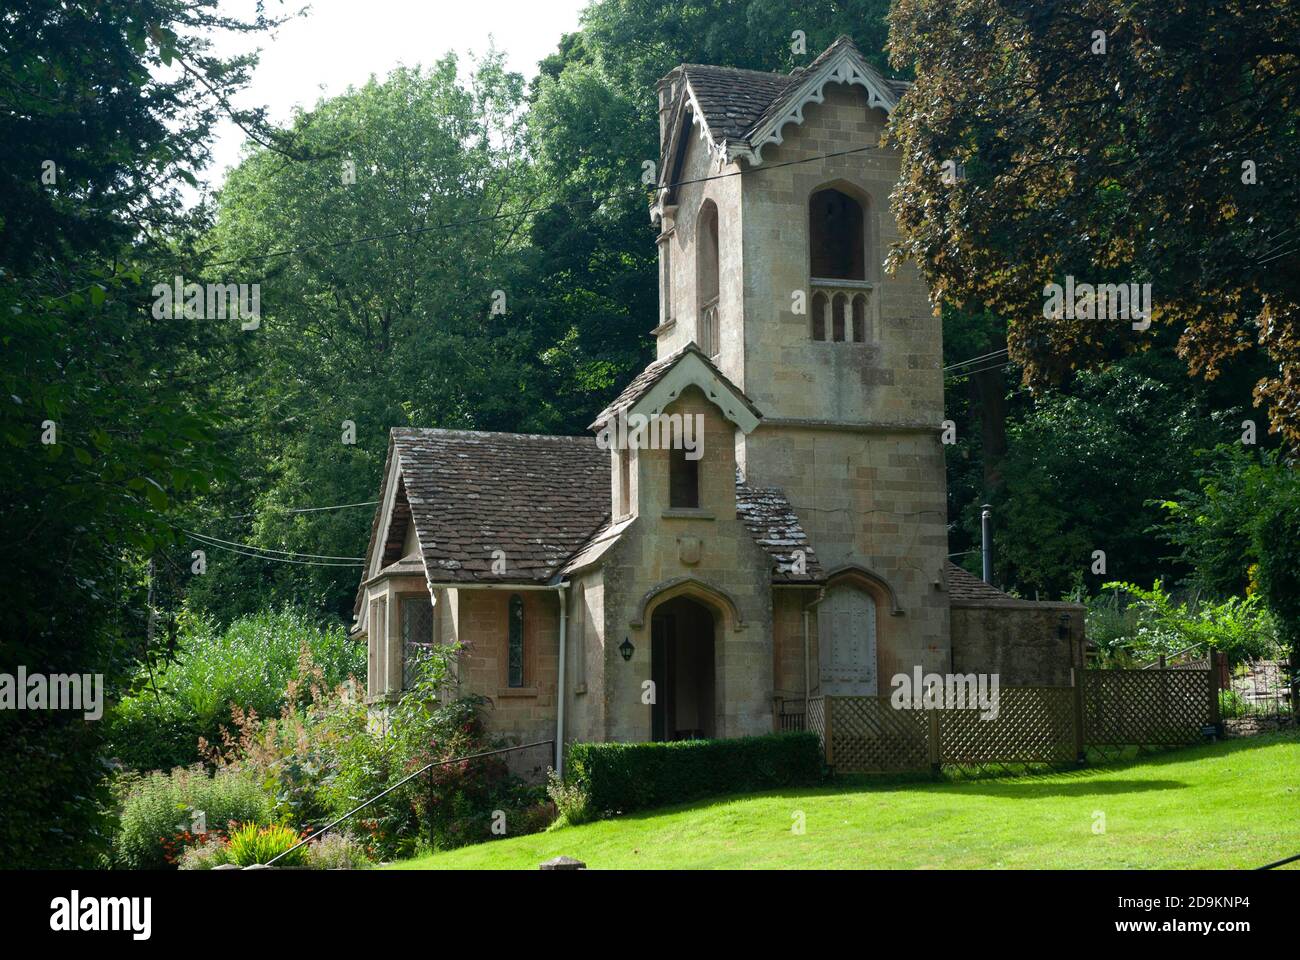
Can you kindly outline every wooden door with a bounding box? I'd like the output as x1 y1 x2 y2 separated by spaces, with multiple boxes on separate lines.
818 586 877 696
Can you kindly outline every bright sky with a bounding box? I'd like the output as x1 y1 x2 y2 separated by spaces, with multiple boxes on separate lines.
200 0 589 194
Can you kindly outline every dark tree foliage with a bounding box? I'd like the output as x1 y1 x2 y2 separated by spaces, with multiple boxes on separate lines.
887 0 1300 447
0 0 294 868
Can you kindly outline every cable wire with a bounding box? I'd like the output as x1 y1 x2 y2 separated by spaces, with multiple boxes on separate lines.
201 144 881 270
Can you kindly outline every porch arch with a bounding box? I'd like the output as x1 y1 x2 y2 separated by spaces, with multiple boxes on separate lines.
629 575 746 631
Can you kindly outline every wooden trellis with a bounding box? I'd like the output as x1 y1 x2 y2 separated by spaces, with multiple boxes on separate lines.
806 696 826 744
801 659 1221 774
826 695 928 772
1083 668 1215 745
940 687 1076 764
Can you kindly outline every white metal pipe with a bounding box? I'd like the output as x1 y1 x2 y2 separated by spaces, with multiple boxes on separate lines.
555 583 568 779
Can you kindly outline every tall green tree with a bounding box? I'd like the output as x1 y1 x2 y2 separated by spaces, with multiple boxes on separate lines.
186 55 538 623
0 0 296 867
887 0 1300 447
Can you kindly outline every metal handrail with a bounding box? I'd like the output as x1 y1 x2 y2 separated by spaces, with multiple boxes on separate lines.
265 738 555 865
1139 642 1207 669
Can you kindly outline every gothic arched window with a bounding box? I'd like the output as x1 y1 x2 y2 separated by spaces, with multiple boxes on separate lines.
697 200 720 357
508 593 525 687
809 188 865 281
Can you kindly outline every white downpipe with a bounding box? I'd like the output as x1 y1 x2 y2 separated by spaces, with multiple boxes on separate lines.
802 609 810 706
555 584 568 779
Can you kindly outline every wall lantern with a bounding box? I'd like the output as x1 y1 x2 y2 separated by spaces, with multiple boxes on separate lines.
619 636 635 662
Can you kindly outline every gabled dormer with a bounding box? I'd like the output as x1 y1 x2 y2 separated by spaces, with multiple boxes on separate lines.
589 343 761 524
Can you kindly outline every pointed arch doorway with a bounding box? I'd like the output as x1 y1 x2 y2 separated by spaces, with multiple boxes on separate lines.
650 596 717 741
818 584 878 696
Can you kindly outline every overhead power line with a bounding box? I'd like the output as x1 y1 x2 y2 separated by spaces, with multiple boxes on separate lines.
201 143 881 270
179 523 366 566
212 499 379 521
184 528 364 561
945 358 1012 381
943 347 1008 372
185 535 364 564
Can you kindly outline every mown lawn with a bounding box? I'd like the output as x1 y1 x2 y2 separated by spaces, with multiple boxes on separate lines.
388 732 1299 870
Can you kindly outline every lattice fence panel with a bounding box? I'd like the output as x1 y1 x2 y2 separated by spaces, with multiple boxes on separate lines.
829 696 929 773
1085 669 1211 745
939 687 1076 764
806 697 826 748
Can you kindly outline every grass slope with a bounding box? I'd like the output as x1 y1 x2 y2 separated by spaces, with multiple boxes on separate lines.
389 732 1300 870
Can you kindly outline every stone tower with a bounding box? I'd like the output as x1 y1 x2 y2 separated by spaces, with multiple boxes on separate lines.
650 37 951 679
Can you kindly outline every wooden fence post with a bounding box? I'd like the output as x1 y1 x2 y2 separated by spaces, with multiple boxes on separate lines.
824 697 835 768
927 709 941 776
1158 654 1170 740
1072 667 1086 764
1210 650 1223 733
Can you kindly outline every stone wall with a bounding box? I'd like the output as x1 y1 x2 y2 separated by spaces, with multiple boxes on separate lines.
563 570 606 745
644 75 954 693
597 387 776 742
772 587 815 699
737 84 938 426
949 600 1084 687
735 82 951 680
656 120 744 369
455 588 560 745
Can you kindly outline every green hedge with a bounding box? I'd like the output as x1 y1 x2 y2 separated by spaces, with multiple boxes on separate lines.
565 732 823 816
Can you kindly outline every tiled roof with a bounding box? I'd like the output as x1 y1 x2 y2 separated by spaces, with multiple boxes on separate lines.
945 561 1013 601
561 515 632 577
588 342 761 430
357 424 824 592
736 474 822 583
679 63 799 142
393 428 610 584
674 36 904 148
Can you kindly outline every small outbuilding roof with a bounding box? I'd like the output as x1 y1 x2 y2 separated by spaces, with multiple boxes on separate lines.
944 562 1013 602
357 423 821 596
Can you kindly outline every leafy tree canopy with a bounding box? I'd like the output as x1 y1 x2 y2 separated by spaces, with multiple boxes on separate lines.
887 0 1300 446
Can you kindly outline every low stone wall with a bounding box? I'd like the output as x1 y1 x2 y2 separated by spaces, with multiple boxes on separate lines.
1224 715 1296 738
949 599 1084 687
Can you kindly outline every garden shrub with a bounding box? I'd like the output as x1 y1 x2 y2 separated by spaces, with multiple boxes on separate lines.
107 606 364 771
561 732 823 818
177 828 372 870
1219 689 1247 719
177 836 231 870
305 832 372 870
546 770 594 825
1097 580 1283 665
226 822 307 866
188 645 554 862
114 765 272 870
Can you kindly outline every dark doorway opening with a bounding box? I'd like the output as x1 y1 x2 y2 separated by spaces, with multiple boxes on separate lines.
650 596 716 741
